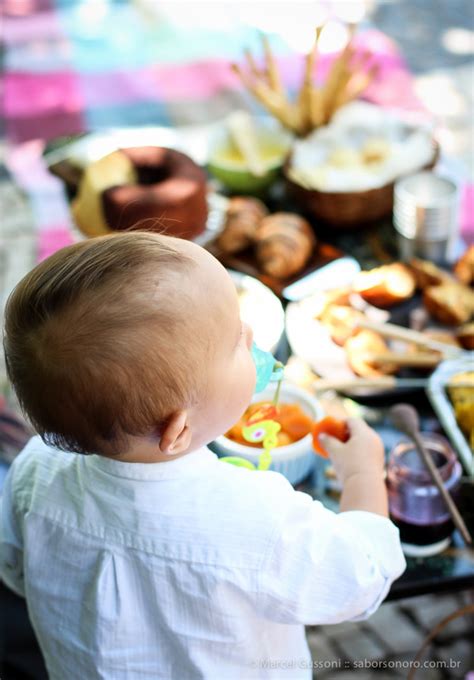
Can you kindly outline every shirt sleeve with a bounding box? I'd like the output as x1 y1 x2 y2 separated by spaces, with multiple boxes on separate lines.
256 485 406 626
0 463 25 597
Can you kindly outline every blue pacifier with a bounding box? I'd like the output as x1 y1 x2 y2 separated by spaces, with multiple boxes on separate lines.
251 342 284 393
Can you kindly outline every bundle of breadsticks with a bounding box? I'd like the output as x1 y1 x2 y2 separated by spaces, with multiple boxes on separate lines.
232 24 380 137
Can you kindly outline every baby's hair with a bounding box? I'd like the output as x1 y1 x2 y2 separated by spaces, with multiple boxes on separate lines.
3 232 199 456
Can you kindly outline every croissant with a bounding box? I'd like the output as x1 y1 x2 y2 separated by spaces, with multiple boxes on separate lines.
254 212 315 279
217 196 268 254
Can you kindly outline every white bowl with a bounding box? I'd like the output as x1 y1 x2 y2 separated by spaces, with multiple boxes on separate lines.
211 383 323 485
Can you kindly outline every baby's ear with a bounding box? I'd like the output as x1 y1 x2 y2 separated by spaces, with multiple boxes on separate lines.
159 411 191 455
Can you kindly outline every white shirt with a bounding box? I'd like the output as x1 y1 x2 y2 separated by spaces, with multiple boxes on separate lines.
0 436 405 680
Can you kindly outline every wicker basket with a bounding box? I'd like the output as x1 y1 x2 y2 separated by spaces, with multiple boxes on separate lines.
284 142 439 230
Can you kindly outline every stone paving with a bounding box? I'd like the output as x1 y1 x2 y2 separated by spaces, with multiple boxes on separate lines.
0 1 473 678
308 592 474 679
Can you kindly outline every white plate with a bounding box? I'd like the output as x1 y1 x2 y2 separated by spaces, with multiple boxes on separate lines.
285 292 390 395
230 270 284 354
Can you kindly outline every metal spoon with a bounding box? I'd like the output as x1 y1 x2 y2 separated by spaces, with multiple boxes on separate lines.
389 403 472 546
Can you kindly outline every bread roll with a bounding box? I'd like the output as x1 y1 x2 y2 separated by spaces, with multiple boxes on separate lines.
217 196 268 254
255 212 315 279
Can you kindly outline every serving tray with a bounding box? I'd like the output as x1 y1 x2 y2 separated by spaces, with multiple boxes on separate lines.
427 355 473 475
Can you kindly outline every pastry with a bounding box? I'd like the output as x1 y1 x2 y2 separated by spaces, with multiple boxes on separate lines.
216 197 268 254
254 212 315 279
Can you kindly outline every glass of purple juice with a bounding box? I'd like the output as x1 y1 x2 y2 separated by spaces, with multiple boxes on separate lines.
387 434 462 557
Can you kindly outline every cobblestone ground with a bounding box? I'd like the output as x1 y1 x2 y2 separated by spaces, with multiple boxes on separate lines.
308 592 474 679
0 1 473 678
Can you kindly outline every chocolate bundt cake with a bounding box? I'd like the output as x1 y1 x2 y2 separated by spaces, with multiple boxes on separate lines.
72 146 208 240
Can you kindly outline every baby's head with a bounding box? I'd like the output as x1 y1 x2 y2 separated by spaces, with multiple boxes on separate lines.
3 232 255 459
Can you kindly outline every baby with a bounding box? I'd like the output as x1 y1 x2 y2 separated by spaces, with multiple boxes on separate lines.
1 232 405 680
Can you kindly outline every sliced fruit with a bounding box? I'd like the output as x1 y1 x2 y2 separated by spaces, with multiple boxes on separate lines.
312 416 350 458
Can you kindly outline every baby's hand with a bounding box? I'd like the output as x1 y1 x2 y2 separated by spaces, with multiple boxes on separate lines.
320 418 385 484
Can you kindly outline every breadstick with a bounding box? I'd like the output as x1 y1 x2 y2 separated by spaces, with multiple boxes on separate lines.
368 352 442 369
244 48 262 79
312 377 427 392
231 63 291 129
329 48 373 113
261 33 284 95
334 63 379 111
356 319 463 356
325 63 354 119
232 61 299 133
310 88 325 127
296 28 320 133
320 27 355 123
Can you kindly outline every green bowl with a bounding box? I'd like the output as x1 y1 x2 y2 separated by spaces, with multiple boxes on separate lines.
207 119 292 194
207 161 283 193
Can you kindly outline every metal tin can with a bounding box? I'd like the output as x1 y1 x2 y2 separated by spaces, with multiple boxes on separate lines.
393 171 460 264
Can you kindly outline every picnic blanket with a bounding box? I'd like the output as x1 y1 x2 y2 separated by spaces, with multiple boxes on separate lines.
2 0 472 263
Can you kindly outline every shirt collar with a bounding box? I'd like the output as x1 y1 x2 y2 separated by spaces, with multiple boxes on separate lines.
85 447 218 481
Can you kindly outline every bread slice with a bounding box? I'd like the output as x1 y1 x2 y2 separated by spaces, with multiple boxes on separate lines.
353 263 416 308
409 257 453 289
423 283 474 326
345 330 398 378
457 323 474 350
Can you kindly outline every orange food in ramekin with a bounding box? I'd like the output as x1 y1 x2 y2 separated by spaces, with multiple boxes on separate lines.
225 401 314 448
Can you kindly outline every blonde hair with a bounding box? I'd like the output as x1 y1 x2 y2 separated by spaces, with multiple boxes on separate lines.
3 232 200 456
